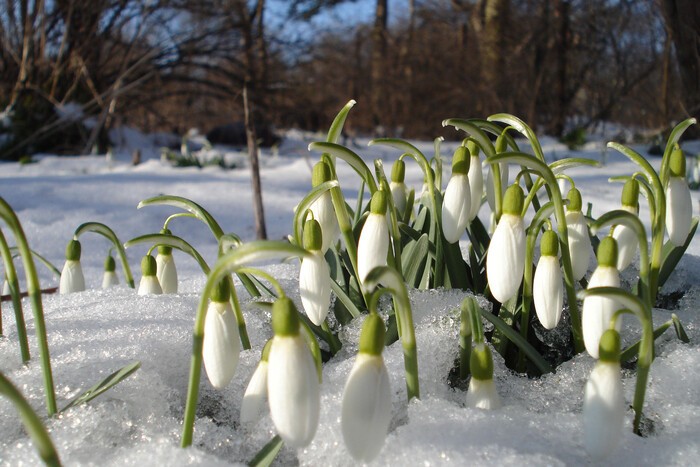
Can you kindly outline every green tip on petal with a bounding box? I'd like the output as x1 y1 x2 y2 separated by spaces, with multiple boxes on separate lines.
66 239 81 261
540 230 559 257
210 278 231 303
597 236 618 267
502 184 524 216
621 179 640 208
567 188 582 212
466 140 479 157
598 329 621 363
104 255 116 272
141 254 157 276
669 145 686 177
303 218 323 251
359 313 386 356
158 228 173 255
451 146 470 175
370 190 388 215
470 343 494 381
261 339 273 362
312 160 332 186
272 296 300 337
391 159 406 183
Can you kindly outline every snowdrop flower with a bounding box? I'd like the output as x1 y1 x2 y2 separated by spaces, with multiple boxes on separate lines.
441 146 472 243
534 230 563 329
485 161 509 213
2 277 10 295
240 340 272 424
341 313 392 462
101 254 119 289
467 141 483 221
389 158 408 218
565 188 592 281
202 279 241 389
583 329 625 460
612 179 640 271
156 229 178 293
357 191 390 283
268 297 320 448
309 161 339 252
299 219 331 326
137 254 162 295
466 342 501 410
665 145 693 246
486 184 525 303
582 237 621 358
60 239 85 294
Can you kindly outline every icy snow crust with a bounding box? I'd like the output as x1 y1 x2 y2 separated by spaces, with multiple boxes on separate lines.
1 129 700 465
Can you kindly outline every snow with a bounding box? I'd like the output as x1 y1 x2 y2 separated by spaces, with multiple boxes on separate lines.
1 129 700 465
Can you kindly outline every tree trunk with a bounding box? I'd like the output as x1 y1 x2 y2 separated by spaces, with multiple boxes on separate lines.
244 85 267 240
552 0 569 136
371 0 388 130
481 0 509 113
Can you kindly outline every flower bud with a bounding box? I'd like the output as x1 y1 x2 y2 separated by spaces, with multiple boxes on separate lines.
137 254 162 295
202 281 240 389
666 147 692 246
534 231 563 329
60 240 85 294
358 192 390 282
565 188 591 280
102 254 119 289
441 149 472 243
466 343 501 410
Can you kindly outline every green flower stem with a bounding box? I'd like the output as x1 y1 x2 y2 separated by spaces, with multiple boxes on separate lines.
181 241 309 447
308 142 378 193
291 180 339 246
488 113 546 161
433 137 444 189
326 99 356 145
219 234 270 298
0 229 30 362
578 287 653 435
138 195 225 239
125 233 210 274
364 266 419 401
0 198 57 416
659 118 697 187
9 247 61 278
234 267 285 297
321 320 342 355
163 212 197 231
488 153 584 352
73 222 134 288
0 372 62 467
459 303 472 380
375 162 403 274
589 210 650 305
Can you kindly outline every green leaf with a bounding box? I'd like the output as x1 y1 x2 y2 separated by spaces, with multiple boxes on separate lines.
549 157 600 173
369 138 431 175
326 100 356 144
660 118 697 186
9 247 61 278
442 238 470 290
61 361 141 412
401 234 429 287
658 217 699 288
488 113 545 161
308 142 377 193
248 435 284 467
441 119 496 159
125 233 210 274
468 119 519 151
672 313 690 343
330 278 362 319
74 222 134 288
137 195 225 239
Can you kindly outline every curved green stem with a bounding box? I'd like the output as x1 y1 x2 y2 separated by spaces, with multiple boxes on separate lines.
163 212 197 231
74 222 134 288
137 195 225 239
308 142 378 193
659 118 697 187
125 233 210 274
488 113 546 161
0 229 30 362
9 247 61 278
235 266 285 297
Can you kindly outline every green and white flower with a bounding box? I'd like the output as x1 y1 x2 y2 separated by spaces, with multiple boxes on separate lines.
299 219 331 326
137 254 162 295
665 146 693 246
442 146 472 243
59 239 85 294
202 279 240 389
357 191 390 283
612 179 640 271
101 254 119 289
240 340 271 424
534 230 563 329
156 229 178 293
565 188 592 281
389 158 408 218
309 161 339 252
467 142 483 221
466 342 501 410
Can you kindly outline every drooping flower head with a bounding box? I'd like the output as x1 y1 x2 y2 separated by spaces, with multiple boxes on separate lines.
466 342 501 410
299 218 332 326
583 329 625 460
202 279 240 389
156 228 178 294
101 253 119 289
565 187 592 281
466 140 483 221
309 160 339 252
582 237 621 358
442 146 472 243
612 179 640 271
342 313 392 462
486 184 525 303
534 230 564 330
60 239 85 294
357 190 390 283
666 145 693 246
240 339 272 424
137 254 162 295
268 297 320 448
389 157 408 218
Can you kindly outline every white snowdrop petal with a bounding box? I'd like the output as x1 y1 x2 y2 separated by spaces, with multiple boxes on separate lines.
240 361 268 424
60 260 86 294
341 354 392 462
468 155 484 221
466 378 502 410
486 213 525 303
441 174 471 243
666 177 693 246
390 181 407 216
566 211 592 280
156 253 178 294
202 301 241 389
137 276 162 295
101 271 119 289
357 213 389 282
310 192 339 252
299 250 332 326
582 266 621 358
2 279 10 295
583 362 625 460
533 255 564 329
612 224 638 272
267 336 320 448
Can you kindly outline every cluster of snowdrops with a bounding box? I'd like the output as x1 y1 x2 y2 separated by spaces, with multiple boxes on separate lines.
1 101 697 466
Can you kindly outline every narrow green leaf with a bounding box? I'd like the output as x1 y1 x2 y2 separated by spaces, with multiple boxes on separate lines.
660 118 697 186
308 142 377 193
9 247 61 278
125 233 210 274
488 113 545 161
137 195 225 239
248 435 284 467
658 217 699 288
672 313 690 343
401 234 429 287
61 361 141 412
441 119 496 159
330 278 362 319
467 119 519 150
326 100 356 144
74 222 134 288
549 157 600 173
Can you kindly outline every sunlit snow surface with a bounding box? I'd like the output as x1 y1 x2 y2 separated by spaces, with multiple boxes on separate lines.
1 129 700 465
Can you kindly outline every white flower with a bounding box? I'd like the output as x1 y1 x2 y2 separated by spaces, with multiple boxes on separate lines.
101 271 119 289
60 260 85 294
612 222 637 271
358 192 390 282
486 162 508 213
390 181 407 217
137 255 162 295
240 360 268 424
533 252 563 329
202 300 241 389
2 279 10 295
468 152 483 221
442 174 471 243
486 212 525 303
310 161 339 252
466 377 502 410
156 252 178 294
299 250 331 326
566 210 592 280
666 176 692 246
